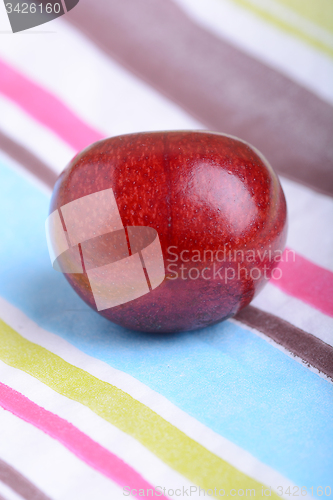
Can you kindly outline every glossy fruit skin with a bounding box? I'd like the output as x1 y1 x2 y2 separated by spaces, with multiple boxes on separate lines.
50 131 287 333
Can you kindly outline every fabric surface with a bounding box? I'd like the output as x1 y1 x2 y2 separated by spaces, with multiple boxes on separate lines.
0 1 332 499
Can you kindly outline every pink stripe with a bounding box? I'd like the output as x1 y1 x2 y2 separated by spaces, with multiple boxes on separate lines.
0 58 104 151
0 382 169 499
272 248 333 318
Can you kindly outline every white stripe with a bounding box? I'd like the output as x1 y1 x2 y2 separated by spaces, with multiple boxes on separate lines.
0 407 123 500
0 95 75 175
0 481 25 500
174 0 333 104
0 19 202 140
0 296 305 498
280 176 333 273
0 1 11 31
252 282 333 346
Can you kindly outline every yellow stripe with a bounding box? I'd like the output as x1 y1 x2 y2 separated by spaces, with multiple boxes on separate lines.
227 0 333 58
274 0 333 35
0 318 279 497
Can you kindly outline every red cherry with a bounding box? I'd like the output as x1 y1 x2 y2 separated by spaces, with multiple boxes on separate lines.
48 131 287 333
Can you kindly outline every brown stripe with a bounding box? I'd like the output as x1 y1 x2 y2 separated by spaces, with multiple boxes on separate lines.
65 0 333 196
0 458 52 500
235 306 333 380
0 130 57 189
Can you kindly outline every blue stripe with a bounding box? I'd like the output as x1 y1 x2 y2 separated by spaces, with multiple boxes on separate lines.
0 161 332 489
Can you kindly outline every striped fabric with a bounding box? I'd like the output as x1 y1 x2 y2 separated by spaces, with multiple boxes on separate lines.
0 1 332 499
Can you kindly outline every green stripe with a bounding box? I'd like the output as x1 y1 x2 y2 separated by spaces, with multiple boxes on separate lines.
227 0 333 58
0 318 279 497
